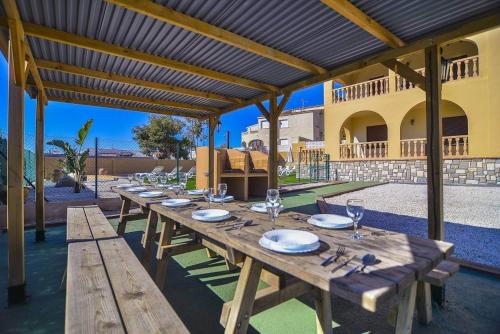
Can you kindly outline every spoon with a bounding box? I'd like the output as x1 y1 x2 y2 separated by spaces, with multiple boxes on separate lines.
344 253 377 277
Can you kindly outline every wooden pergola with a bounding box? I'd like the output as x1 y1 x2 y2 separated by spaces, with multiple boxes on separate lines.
1 0 499 304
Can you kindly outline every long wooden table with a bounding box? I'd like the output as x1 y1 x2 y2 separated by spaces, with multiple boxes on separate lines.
113 186 454 334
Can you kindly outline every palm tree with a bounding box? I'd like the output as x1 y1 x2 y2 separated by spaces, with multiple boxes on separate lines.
47 119 93 193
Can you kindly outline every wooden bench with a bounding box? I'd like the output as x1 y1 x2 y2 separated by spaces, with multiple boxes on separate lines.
66 206 189 334
416 260 460 324
67 205 118 243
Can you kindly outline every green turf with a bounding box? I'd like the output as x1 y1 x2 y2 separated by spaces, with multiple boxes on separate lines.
1 182 500 333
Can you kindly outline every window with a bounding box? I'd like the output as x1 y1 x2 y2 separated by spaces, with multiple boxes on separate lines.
279 138 289 146
261 120 269 129
279 119 289 128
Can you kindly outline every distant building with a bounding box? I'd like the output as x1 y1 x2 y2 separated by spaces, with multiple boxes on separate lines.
241 105 324 155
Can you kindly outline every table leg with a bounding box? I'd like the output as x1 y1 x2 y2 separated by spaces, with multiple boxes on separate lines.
155 216 175 290
314 288 333 334
117 197 131 236
395 281 417 334
225 257 262 334
141 209 158 273
416 281 432 325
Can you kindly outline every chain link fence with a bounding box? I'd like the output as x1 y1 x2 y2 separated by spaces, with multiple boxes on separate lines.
0 133 195 204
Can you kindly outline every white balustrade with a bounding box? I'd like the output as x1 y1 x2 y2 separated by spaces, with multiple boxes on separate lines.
332 76 389 103
400 135 469 158
339 141 388 159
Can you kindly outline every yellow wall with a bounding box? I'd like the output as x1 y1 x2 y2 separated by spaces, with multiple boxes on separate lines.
324 27 500 160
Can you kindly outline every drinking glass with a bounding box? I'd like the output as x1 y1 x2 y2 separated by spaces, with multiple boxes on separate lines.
218 183 227 206
179 173 188 194
127 174 134 184
203 188 214 208
266 188 281 230
346 199 365 240
159 175 168 188
149 173 158 189
172 185 181 198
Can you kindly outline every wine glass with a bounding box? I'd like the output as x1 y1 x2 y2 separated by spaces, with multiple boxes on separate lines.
266 189 281 230
127 174 134 184
218 183 227 206
203 188 214 209
346 199 365 240
179 173 188 194
159 175 167 188
172 185 181 198
149 173 158 189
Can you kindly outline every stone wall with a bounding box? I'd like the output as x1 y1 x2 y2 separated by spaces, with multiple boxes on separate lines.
325 158 500 185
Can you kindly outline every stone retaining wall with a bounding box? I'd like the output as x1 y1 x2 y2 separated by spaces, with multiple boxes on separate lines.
327 158 500 185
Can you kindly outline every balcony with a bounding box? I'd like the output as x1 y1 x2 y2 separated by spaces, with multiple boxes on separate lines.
400 135 469 158
340 141 388 160
332 56 479 103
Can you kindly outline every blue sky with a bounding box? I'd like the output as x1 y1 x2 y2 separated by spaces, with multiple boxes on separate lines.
0 55 324 150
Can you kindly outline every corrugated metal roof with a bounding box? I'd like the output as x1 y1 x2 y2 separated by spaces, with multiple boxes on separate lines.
1 0 499 118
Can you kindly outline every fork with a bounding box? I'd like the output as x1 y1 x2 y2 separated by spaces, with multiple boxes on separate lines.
320 245 345 266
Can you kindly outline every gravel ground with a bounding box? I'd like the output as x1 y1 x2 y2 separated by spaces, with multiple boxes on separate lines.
325 183 500 268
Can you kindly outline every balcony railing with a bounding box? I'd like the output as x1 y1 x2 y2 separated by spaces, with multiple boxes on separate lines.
333 56 479 102
400 135 469 158
396 55 479 91
340 141 388 159
333 76 389 103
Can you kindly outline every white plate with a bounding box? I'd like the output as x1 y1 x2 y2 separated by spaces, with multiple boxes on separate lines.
161 198 191 207
250 202 284 213
187 189 204 195
307 214 352 229
212 195 234 203
259 237 320 254
116 183 135 188
138 191 165 198
262 229 319 251
192 209 231 222
127 186 148 192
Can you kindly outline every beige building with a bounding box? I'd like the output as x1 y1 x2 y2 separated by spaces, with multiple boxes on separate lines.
241 105 324 155
322 28 500 185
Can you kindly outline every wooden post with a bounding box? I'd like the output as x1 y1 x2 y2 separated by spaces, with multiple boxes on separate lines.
268 95 279 189
425 45 445 306
7 41 26 304
35 92 45 241
208 116 217 188
425 45 444 241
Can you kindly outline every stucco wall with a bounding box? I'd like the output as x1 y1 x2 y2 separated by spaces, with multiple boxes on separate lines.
44 156 195 178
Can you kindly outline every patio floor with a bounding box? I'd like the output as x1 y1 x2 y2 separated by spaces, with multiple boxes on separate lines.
1 184 500 333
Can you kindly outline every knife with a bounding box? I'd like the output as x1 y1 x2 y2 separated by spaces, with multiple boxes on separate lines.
331 256 356 273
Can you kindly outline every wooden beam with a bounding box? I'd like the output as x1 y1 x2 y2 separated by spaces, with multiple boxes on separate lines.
425 45 444 241
15 20 278 92
4 18 24 85
35 92 45 241
24 47 48 103
277 92 291 113
255 101 270 121
7 41 26 304
35 59 241 104
220 11 500 114
208 117 218 188
382 59 426 91
106 0 327 75
321 0 405 48
268 94 279 189
48 96 204 119
43 80 220 114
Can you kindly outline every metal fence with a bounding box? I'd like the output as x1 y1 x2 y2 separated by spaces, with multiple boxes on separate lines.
0 134 194 204
294 154 332 183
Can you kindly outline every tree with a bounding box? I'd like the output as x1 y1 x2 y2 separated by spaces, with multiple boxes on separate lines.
133 115 190 159
186 119 207 158
47 119 93 193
